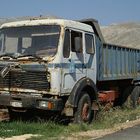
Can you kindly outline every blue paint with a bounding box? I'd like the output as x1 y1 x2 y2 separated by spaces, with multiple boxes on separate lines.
69 59 76 74
96 39 140 81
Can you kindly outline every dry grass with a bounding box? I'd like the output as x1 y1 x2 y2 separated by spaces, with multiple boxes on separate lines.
0 107 139 140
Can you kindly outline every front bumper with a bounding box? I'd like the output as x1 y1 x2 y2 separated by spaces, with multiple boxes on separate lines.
0 94 64 111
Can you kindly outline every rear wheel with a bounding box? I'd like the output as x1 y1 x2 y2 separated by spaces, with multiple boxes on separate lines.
130 86 140 108
122 86 140 108
118 86 133 106
74 93 92 123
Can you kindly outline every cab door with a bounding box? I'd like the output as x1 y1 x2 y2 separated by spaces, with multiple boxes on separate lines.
62 29 86 94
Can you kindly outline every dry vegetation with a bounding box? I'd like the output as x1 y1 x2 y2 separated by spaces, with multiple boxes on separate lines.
0 107 140 140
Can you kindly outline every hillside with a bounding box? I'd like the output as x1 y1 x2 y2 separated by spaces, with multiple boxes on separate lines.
101 22 140 49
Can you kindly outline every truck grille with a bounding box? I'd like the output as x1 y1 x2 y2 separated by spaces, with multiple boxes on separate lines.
0 66 50 92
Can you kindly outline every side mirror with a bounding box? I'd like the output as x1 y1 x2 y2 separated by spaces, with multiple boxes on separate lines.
0 34 3 51
74 37 82 52
0 40 2 50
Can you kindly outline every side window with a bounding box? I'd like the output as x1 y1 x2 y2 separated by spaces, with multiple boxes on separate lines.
17 37 32 53
63 29 70 58
5 36 18 53
85 34 94 54
71 30 82 53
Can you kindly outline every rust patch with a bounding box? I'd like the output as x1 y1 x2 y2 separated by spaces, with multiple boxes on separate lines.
0 108 9 121
82 103 89 121
98 90 119 103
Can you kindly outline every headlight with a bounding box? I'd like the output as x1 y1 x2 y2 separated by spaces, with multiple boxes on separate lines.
39 101 54 109
39 101 48 108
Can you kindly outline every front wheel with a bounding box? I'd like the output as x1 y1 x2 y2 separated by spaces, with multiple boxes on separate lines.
74 93 92 123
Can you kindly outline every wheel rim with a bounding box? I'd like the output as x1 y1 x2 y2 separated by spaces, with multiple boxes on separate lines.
81 103 90 121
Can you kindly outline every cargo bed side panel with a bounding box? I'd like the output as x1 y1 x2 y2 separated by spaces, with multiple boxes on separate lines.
97 43 140 81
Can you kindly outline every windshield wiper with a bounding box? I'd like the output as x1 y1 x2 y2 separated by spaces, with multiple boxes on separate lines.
17 54 42 61
0 53 16 60
0 53 43 61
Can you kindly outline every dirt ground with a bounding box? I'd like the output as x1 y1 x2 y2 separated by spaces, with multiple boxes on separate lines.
0 134 38 140
0 120 140 140
66 119 140 140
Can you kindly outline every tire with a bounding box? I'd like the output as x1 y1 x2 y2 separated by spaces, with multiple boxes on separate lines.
8 108 29 121
130 86 140 108
119 86 133 106
8 108 20 121
74 93 92 123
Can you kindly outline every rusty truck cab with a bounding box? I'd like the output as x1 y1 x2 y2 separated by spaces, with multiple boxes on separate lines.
0 18 97 116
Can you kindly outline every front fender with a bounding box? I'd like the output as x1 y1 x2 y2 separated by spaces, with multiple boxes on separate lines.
66 78 98 108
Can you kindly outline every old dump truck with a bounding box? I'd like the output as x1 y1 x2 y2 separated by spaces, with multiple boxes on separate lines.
0 18 140 123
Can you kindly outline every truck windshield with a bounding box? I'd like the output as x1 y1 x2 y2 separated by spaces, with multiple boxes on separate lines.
0 25 60 58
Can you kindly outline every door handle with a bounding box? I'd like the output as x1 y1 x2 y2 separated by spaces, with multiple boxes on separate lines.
82 64 87 68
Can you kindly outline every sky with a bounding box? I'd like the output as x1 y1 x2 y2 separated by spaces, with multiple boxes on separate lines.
0 0 139 25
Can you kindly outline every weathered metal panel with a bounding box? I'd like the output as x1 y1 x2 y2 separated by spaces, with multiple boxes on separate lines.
79 19 105 43
97 42 140 81
0 19 93 33
0 63 50 93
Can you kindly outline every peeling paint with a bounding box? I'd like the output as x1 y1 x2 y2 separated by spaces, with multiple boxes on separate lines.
0 19 93 33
